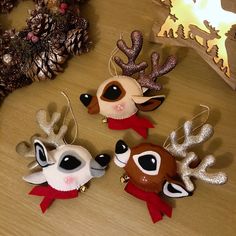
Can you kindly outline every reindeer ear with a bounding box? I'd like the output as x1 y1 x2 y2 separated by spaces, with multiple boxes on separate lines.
163 181 190 198
132 95 165 112
23 171 46 184
34 140 52 167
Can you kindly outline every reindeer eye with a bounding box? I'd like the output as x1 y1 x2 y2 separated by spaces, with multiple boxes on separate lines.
59 155 81 170
103 84 122 100
133 151 161 176
138 155 157 171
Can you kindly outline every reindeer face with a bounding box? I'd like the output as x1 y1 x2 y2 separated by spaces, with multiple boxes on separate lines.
114 140 189 197
24 140 110 192
80 76 166 120
80 31 177 122
96 76 142 119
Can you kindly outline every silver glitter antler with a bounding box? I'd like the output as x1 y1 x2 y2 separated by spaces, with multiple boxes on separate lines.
177 152 227 192
165 120 227 192
166 120 213 158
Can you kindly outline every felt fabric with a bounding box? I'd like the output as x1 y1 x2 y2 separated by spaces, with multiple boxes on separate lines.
107 114 154 138
29 185 78 213
97 76 141 120
125 181 172 223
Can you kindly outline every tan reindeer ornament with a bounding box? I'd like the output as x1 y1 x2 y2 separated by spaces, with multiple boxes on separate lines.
113 108 227 223
16 108 110 213
80 30 177 138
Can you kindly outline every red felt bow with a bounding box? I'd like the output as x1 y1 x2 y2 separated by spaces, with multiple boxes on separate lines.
29 185 78 213
125 181 172 223
107 114 154 138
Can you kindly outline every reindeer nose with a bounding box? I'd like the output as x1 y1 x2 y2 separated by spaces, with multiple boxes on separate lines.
115 140 128 154
80 94 92 107
95 154 111 167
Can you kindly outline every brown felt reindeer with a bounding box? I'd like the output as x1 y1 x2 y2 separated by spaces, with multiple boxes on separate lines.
80 30 177 138
114 118 227 223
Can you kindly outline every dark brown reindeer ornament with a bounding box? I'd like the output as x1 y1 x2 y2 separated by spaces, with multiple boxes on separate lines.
114 118 227 223
80 30 177 138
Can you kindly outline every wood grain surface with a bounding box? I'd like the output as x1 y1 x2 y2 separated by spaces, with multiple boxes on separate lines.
0 1 235 235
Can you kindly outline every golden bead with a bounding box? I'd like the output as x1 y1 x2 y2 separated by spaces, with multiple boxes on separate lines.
79 185 87 192
120 174 130 183
102 117 107 123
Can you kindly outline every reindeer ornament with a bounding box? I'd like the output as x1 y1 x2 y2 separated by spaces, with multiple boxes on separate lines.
80 30 177 138
114 118 227 223
16 109 110 213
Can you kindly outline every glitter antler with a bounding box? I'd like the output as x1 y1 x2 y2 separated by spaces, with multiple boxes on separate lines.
114 30 177 90
165 120 227 191
166 120 214 158
137 52 177 90
36 109 67 147
114 30 148 76
16 109 67 159
177 152 227 191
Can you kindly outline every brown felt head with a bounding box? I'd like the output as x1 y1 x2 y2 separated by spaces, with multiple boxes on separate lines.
114 140 190 197
125 143 177 192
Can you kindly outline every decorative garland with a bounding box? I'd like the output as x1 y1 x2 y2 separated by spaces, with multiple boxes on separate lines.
0 0 90 101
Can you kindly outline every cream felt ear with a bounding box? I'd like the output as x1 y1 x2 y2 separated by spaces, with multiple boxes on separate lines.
131 95 165 104
23 171 46 184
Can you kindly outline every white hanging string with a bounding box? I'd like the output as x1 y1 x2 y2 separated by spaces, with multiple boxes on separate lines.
60 91 78 145
163 104 210 149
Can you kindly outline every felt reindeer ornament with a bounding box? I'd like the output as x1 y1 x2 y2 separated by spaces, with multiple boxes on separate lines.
16 106 110 213
80 30 177 138
113 107 227 223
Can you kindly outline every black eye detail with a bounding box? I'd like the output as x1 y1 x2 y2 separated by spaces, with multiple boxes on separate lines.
138 155 157 171
103 84 122 100
59 155 81 170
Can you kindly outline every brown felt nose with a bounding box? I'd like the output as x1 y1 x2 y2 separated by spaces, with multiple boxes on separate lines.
80 94 100 114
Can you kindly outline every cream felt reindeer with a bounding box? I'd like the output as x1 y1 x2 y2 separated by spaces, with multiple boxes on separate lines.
80 30 177 138
16 106 110 213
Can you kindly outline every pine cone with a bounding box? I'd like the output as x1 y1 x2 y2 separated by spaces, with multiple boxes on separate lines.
65 28 89 55
0 0 17 13
25 41 67 81
27 7 56 37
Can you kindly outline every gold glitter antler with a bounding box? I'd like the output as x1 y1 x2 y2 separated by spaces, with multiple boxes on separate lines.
177 152 227 192
16 110 67 161
36 109 67 147
16 135 39 158
166 120 227 192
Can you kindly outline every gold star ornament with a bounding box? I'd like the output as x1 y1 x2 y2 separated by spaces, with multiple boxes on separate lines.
151 0 236 89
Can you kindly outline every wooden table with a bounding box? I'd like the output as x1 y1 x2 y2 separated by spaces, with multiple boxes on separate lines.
0 1 235 235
